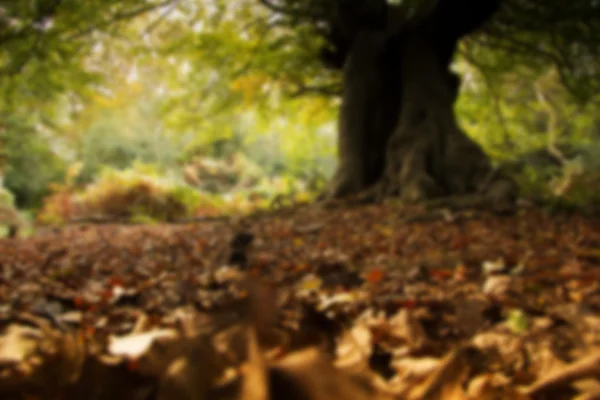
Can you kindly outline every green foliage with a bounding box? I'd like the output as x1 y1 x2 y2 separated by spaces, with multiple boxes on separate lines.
76 104 190 183
506 309 529 335
454 46 600 210
0 183 24 238
1 117 67 208
0 186 14 207
474 3 600 103
506 146 600 211
0 0 174 103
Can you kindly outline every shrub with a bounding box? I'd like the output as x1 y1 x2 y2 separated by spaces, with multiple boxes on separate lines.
3 128 67 209
38 163 216 224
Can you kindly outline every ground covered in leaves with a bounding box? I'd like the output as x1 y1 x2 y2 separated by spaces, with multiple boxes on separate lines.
2 202 600 399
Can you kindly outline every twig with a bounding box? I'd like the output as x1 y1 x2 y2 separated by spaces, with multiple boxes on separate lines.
66 0 178 41
289 82 341 97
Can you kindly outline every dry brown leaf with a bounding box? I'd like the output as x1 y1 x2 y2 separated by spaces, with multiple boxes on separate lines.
108 329 178 359
158 357 210 400
239 327 269 400
382 357 441 398
454 298 487 337
472 329 527 373
156 336 221 400
393 356 441 381
244 277 280 328
408 346 478 400
45 328 87 386
335 324 372 371
0 324 40 367
467 373 529 400
272 347 391 400
482 275 513 298
388 309 427 349
530 347 568 382
0 321 87 396
526 350 600 397
572 378 600 399
65 355 155 400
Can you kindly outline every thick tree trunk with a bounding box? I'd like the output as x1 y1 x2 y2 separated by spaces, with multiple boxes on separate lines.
325 27 518 206
327 30 402 197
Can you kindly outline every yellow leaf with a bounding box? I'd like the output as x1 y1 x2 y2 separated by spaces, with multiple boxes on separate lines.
297 274 323 292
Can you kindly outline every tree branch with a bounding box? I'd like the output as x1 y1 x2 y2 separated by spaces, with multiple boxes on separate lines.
0 0 63 50
67 0 178 40
288 82 341 97
429 0 502 41
257 0 323 19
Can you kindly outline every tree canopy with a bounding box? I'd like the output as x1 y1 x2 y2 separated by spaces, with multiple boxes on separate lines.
253 0 600 102
2 0 599 101
2 0 598 118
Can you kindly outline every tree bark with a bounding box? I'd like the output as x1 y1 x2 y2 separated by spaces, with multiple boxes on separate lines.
324 7 518 207
327 29 401 197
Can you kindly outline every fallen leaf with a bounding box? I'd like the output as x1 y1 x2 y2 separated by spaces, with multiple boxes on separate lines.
408 346 478 400
506 309 529 335
366 269 385 284
526 350 600 397
108 329 177 359
0 325 40 367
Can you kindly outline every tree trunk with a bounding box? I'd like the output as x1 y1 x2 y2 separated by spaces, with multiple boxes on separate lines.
325 26 518 206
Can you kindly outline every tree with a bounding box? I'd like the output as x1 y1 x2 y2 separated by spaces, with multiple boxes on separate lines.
256 0 600 204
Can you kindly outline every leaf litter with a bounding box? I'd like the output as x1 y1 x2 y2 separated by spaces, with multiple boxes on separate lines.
1 203 600 398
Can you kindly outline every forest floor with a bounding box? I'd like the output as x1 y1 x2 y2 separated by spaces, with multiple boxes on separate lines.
1 202 600 399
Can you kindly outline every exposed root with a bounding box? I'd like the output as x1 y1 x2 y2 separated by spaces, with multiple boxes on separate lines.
321 168 365 201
